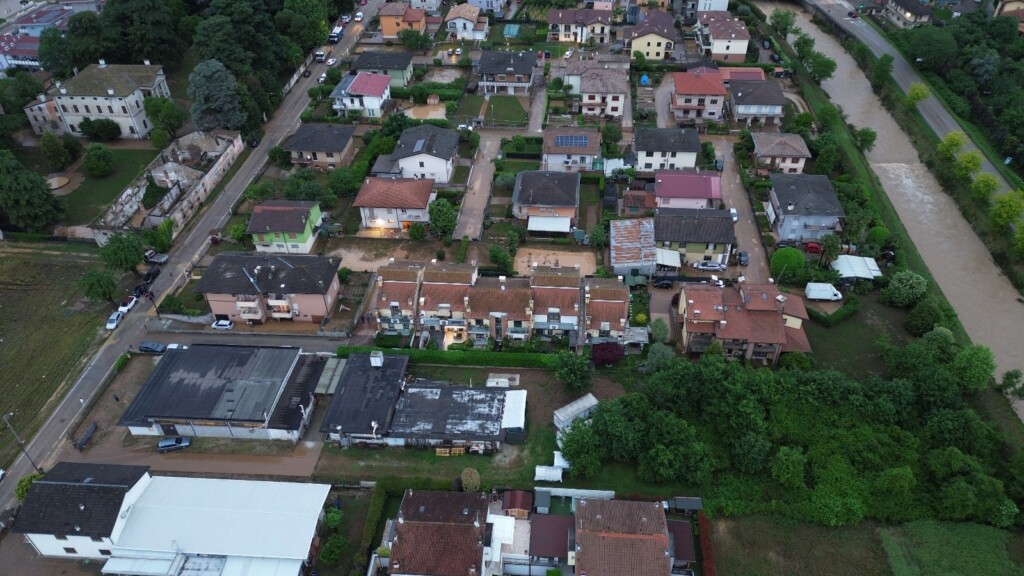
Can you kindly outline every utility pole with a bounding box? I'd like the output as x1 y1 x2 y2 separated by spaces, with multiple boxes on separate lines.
3 412 44 474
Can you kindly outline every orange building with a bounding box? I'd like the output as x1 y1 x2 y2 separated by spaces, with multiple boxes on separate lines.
379 2 426 39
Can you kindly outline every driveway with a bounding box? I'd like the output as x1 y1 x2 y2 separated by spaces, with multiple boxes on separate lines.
528 70 547 133
454 130 501 240
706 135 769 284
654 73 674 128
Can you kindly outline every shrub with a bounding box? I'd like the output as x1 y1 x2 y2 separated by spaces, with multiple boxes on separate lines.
555 350 591 393
436 248 446 261
456 235 470 263
319 534 348 566
82 144 114 177
905 297 947 337
336 346 556 368
360 486 388 554
806 295 860 327
113 353 130 373
323 507 343 530
373 333 404 348
338 267 352 283
79 117 121 140
882 270 927 308
15 473 44 501
409 222 426 241
461 467 481 492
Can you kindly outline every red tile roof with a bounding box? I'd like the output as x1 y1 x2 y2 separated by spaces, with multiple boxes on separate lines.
587 300 628 331
622 190 657 211
0 34 40 58
783 325 812 353
681 285 726 322
699 11 751 40
740 284 786 311
673 70 726 96
655 170 722 200
354 177 433 209
466 277 533 322
376 281 419 308
532 287 580 314
717 67 766 82
420 283 469 313
348 72 391 97
502 489 534 512
667 520 696 563
531 266 581 288
391 523 484 576
378 261 426 282
529 514 574 559
575 500 670 576
404 7 425 22
422 263 476 284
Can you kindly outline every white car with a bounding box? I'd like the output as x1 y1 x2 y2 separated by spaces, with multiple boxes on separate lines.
106 311 124 330
318 72 327 84
211 319 235 330
564 49 574 59
326 58 337 66
354 11 363 21
729 208 738 222
118 296 138 314
166 343 189 351
144 249 168 264
455 48 462 56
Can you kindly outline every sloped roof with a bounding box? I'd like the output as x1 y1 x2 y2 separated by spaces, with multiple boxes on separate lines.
354 50 415 71
891 0 933 17
654 170 722 200
466 277 533 321
635 128 701 153
715 66 766 82
58 63 163 97
751 132 812 159
282 123 356 153
548 8 612 25
380 2 410 16
543 127 601 156
195 253 340 295
622 9 679 42
502 490 534 511
575 499 670 576
530 514 574 559
348 72 391 97
610 218 656 268
513 171 580 208
654 208 735 244
423 262 476 284
729 79 787 107
391 490 489 576
699 11 751 40
770 173 844 218
420 283 470 312
673 70 726 96
353 177 434 209
478 50 535 75
392 124 459 161
246 200 318 234
446 2 481 21
531 265 581 287
581 67 629 95
378 260 426 282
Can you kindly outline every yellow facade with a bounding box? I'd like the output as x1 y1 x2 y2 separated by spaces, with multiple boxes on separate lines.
630 32 672 60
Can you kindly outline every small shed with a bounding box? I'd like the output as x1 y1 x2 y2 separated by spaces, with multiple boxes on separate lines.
553 393 599 431
831 255 883 284
502 389 527 445
535 466 564 483
664 496 704 515
502 490 534 518
535 489 552 514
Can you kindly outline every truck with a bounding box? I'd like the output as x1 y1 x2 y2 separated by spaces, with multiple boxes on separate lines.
804 282 843 301
314 45 332 62
329 25 343 43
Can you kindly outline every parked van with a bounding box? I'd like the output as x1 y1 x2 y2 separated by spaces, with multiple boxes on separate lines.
805 282 843 301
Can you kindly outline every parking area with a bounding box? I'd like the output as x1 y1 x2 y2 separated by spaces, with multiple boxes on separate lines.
706 135 770 284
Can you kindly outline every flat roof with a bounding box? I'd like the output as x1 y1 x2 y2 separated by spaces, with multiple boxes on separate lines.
553 393 599 424
111 477 329 560
390 385 506 441
502 389 527 429
119 345 303 427
320 354 408 435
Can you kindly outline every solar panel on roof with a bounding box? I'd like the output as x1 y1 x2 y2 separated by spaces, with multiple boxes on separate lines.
554 135 589 148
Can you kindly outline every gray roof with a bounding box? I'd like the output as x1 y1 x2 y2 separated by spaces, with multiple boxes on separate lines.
478 51 535 75
282 123 356 153
354 50 414 71
391 124 459 161
118 345 310 428
635 128 701 153
371 153 401 176
320 354 409 435
891 0 933 17
770 174 845 218
329 74 357 99
246 200 319 235
15 463 149 538
654 208 736 244
194 253 340 296
389 385 507 441
513 171 580 208
751 132 811 159
57 63 163 97
729 80 787 107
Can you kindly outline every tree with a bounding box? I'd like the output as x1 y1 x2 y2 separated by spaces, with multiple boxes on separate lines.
268 146 292 168
865 226 890 247
398 29 431 52
79 118 122 141
284 168 330 204
732 431 772 474
632 51 650 72
61 133 84 162
99 232 145 273
560 419 602 478
101 0 185 68
328 168 360 197
953 150 983 183
807 52 838 82
601 123 622 151
15 473 44 502
989 190 1024 233
882 269 928 308
318 533 348 566
0 150 65 232
651 318 669 343
323 507 343 530
869 54 894 89
905 83 931 109
143 97 189 138
555 351 591 393
642 342 675 373
811 131 840 174
794 32 815 60
770 247 804 281
951 345 996 392
82 144 115 177
871 466 918 522
428 198 457 237
460 467 481 492
285 0 329 47
771 446 808 490
769 9 796 38
592 343 624 365
818 234 841 266
902 26 957 72
78 270 117 303
188 59 247 131
408 222 426 241
969 173 1000 204
489 245 514 275
905 297 947 337
37 28 70 78
853 127 877 152
151 131 169 150
589 224 608 249
494 173 516 191
936 131 967 161
40 133 71 170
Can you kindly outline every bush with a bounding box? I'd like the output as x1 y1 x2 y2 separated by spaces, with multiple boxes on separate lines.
336 346 556 368
374 333 404 348
79 117 121 140
82 143 114 177
15 473 43 501
338 267 352 283
806 294 860 327
461 467 481 491
881 270 927 308
456 235 470 263
360 486 388 554
409 222 426 241
323 507 343 530
319 533 348 566
436 248 446 261
113 353 130 373
905 297 948 337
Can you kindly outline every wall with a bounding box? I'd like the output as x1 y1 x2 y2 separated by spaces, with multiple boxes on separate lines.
542 153 594 172
630 33 672 60
25 534 114 559
399 154 452 183
637 150 697 170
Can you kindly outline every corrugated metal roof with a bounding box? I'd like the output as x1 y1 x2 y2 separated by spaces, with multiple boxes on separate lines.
502 389 528 429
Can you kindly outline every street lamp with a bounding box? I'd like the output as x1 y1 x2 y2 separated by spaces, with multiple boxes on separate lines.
3 412 44 474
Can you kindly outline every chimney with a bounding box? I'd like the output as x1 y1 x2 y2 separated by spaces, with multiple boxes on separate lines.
370 351 384 367
498 275 506 283
98 59 106 68
464 295 470 312
37 93 46 103
143 59 151 66
419 296 425 306
377 275 384 287
787 202 795 211
574 302 579 311
107 88 114 96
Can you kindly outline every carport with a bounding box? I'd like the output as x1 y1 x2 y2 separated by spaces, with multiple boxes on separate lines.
527 216 573 236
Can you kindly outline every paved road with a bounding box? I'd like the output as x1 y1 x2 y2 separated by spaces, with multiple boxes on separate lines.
528 76 547 133
654 74 674 128
454 130 502 240
708 135 769 284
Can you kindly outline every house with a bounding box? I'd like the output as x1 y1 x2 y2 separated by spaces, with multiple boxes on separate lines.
575 499 671 576
354 177 436 230
385 124 459 183
321 352 408 443
672 69 727 121
24 60 169 138
542 128 602 172
353 51 415 87
619 189 657 217
409 0 441 11
379 2 426 39
884 0 933 28
552 393 599 430
583 277 630 344
388 491 489 576
621 10 680 61
467 0 503 12
751 132 812 174
546 9 613 44
118 344 323 440
14 463 150 559
655 208 735 266
477 50 535 95
388 385 525 449
466 276 534 342
331 72 392 118
372 260 426 332
654 170 722 209
768 173 845 241
246 200 323 254
531 265 582 341
678 283 811 364
16 462 331 576
418 262 478 340
579 66 629 117
635 127 701 171
728 79 786 126
529 514 576 568
610 218 657 277
280 122 356 171
697 11 751 62
512 171 580 234
1 1 101 71
445 3 489 41
194 253 341 323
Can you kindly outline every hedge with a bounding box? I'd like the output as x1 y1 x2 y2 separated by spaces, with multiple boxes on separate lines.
335 346 557 368
358 477 459 562
805 294 860 328
456 235 470 263
358 486 387 566
698 511 716 576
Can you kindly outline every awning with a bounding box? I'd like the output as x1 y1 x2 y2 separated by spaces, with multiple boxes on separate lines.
102 555 180 576
831 255 882 280
656 248 682 268
528 216 572 233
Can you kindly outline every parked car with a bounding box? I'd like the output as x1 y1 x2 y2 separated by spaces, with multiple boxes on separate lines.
354 11 363 21
775 242 795 250
211 319 235 330
693 261 726 272
738 251 749 266
653 279 674 289
132 282 151 298
729 208 738 222
105 311 124 330
166 343 189 351
447 48 454 56
848 10 858 17
342 14 351 22
455 48 462 56
144 249 168 264
318 72 327 84
143 266 161 283
302 69 311 77
157 437 191 453
138 341 167 354
762 38 771 49
770 53 783 63
715 158 724 171
326 58 337 66
564 49 573 59
804 242 823 254
118 296 138 314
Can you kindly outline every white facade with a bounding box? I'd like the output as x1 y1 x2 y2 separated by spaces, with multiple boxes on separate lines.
542 152 596 172
550 21 609 44
360 193 436 229
447 16 488 40
636 150 697 171
398 153 454 184
704 35 749 61
733 103 784 125
25 533 116 560
580 91 625 116
409 0 441 10
333 86 391 118
467 0 503 11
697 0 729 11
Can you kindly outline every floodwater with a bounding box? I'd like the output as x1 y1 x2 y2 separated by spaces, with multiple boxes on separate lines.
755 2 1024 416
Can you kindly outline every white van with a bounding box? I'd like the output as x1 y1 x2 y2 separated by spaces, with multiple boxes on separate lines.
805 282 843 301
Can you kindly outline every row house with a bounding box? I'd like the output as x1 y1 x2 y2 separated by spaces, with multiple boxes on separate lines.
582 278 629 344
466 276 533 342
672 69 727 122
697 11 751 62
373 260 426 332
546 9 613 44
476 50 535 95
418 263 478 337
530 266 582 342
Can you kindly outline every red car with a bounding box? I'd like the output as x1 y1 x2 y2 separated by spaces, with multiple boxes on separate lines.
804 242 823 254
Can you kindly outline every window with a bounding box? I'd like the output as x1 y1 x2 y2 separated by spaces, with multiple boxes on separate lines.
63 548 77 555
610 106 618 112
84 105 91 113
646 41 651 47
91 536 104 542
100 550 112 557
73 105 79 113
56 535 68 541
108 106 113 113
684 98 692 104
611 95 620 101
710 99 717 105
655 52 661 58
656 42 662 47
419 161 424 167
327 152 334 158
121 106 128 113
644 163 652 169
130 126 136 134
60 104 67 112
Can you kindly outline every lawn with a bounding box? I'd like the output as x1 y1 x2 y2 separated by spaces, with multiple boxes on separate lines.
64 148 161 226
312 490 372 576
173 278 212 315
452 165 470 185
880 521 1024 576
0 252 108 468
487 95 529 124
454 94 485 124
803 295 909 379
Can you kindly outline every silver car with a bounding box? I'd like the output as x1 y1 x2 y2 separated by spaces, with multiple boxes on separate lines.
693 261 727 272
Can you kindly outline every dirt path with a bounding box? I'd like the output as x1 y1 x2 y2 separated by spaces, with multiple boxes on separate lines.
756 2 1024 417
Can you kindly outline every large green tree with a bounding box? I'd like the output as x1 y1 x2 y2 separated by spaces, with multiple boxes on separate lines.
428 198 458 237
559 419 602 478
143 97 190 138
40 133 71 171
0 150 65 232
101 0 186 68
99 232 145 273
769 9 796 38
187 59 247 131
82 144 115 178
555 351 591 393
78 270 118 303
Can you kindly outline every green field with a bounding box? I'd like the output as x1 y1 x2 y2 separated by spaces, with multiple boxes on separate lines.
0 251 106 468
64 148 161 226
804 295 910 378
487 95 529 124
880 521 1024 576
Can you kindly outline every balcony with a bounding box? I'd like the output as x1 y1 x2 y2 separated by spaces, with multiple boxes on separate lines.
468 324 490 335
236 304 264 321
